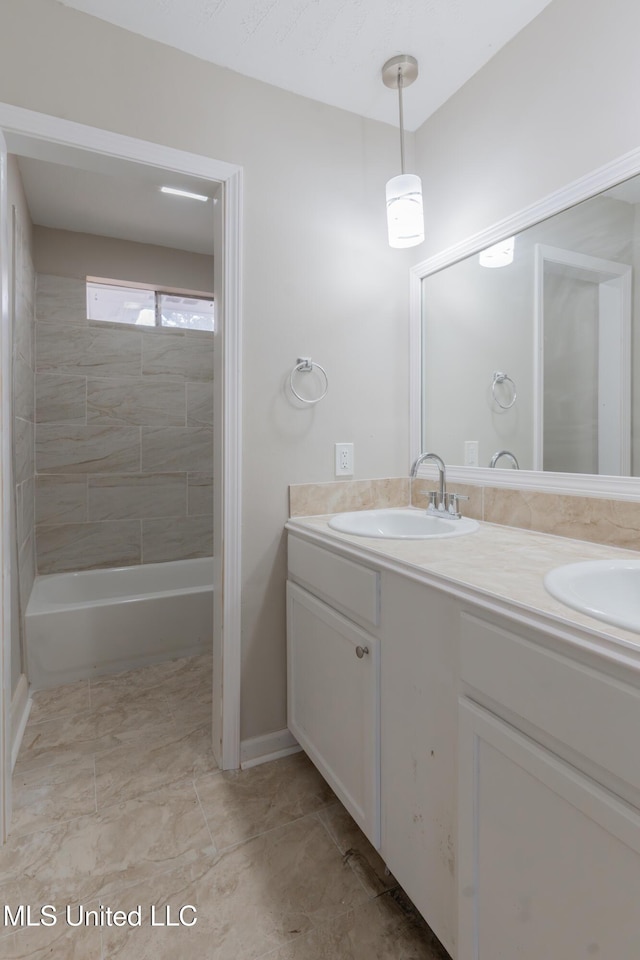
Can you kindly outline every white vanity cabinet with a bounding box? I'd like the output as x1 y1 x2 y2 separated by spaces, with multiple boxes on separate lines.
287 536 382 845
287 533 458 955
457 611 640 960
287 524 640 960
287 581 381 844
379 571 458 955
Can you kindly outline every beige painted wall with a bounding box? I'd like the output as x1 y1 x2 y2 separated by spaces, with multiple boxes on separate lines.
0 0 412 740
413 0 640 257
34 226 214 292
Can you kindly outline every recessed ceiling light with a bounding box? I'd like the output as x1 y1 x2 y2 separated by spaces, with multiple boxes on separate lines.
160 186 209 202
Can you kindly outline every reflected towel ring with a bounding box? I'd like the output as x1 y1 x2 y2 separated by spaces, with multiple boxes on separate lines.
492 371 517 410
289 357 329 405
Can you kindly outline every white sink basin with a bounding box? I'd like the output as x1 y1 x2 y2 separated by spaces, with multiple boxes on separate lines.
327 508 479 540
544 559 640 633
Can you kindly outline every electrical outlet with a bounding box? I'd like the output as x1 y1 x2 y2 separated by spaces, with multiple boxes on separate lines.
335 443 354 476
464 440 479 467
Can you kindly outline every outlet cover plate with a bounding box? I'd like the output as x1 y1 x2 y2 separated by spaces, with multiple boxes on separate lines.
335 443 354 476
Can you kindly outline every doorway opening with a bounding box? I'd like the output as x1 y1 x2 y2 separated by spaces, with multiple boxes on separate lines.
0 104 243 841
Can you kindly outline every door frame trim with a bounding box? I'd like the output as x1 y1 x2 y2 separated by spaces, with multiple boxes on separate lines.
0 103 243 838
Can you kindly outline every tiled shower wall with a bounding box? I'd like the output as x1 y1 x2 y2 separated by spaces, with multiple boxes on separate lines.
34 275 214 574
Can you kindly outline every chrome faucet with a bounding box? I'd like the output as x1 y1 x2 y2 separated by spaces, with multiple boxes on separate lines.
411 452 447 511
489 449 520 469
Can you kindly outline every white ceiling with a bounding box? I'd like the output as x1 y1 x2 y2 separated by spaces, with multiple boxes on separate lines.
58 0 554 131
9 137 216 254
12 0 555 250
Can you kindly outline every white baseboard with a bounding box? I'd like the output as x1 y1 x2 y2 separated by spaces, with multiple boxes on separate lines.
240 728 301 770
10 674 31 770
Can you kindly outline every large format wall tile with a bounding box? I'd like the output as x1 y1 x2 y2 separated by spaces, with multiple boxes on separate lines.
17 477 35 550
36 374 86 424
14 417 34 487
88 474 187 521
186 381 214 425
87 377 185 426
187 473 213 516
14 356 35 421
18 535 35 617
14 304 34 369
36 321 142 378
142 515 213 563
33 275 215 572
36 475 87 525
36 424 141 475
36 521 141 574
142 334 213 381
36 274 87 322
141 426 212 473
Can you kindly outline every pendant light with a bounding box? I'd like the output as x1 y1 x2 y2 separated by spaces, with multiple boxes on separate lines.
382 55 424 249
479 236 515 268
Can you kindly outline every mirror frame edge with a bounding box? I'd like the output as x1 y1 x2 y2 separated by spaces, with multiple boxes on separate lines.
409 142 640 500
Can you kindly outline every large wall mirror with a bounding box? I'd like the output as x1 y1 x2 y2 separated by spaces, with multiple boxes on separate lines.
412 153 640 494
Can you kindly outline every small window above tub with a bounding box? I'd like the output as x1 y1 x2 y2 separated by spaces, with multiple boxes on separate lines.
87 279 214 332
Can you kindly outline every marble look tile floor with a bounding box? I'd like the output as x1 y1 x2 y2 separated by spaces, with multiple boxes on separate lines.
2 654 449 959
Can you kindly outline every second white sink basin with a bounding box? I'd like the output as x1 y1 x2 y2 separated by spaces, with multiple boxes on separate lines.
544 559 640 633
328 508 479 540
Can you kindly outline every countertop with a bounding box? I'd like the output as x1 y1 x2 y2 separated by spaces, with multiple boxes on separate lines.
286 512 640 666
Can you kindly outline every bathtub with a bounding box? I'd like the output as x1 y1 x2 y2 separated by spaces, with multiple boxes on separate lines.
25 558 213 689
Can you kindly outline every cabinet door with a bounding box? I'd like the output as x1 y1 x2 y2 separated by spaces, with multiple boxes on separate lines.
287 581 380 846
380 573 457 956
458 698 640 960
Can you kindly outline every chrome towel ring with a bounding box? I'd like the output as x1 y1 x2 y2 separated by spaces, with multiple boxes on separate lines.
492 371 517 410
289 357 329 405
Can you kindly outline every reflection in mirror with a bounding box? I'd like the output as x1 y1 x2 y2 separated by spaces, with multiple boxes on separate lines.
421 174 640 476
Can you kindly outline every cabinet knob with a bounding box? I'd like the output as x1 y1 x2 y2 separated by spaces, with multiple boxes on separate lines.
355 645 369 659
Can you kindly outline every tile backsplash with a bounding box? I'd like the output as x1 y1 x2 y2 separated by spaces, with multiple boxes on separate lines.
34 275 214 574
290 477 640 553
289 478 409 518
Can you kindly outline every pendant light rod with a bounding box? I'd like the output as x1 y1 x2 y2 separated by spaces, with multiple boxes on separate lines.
382 55 418 175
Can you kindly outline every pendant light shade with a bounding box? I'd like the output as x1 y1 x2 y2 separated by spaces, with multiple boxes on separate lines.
478 236 515 268
382 55 424 249
386 173 424 248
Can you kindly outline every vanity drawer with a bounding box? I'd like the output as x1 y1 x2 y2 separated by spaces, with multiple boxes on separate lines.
288 535 380 627
459 611 640 794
